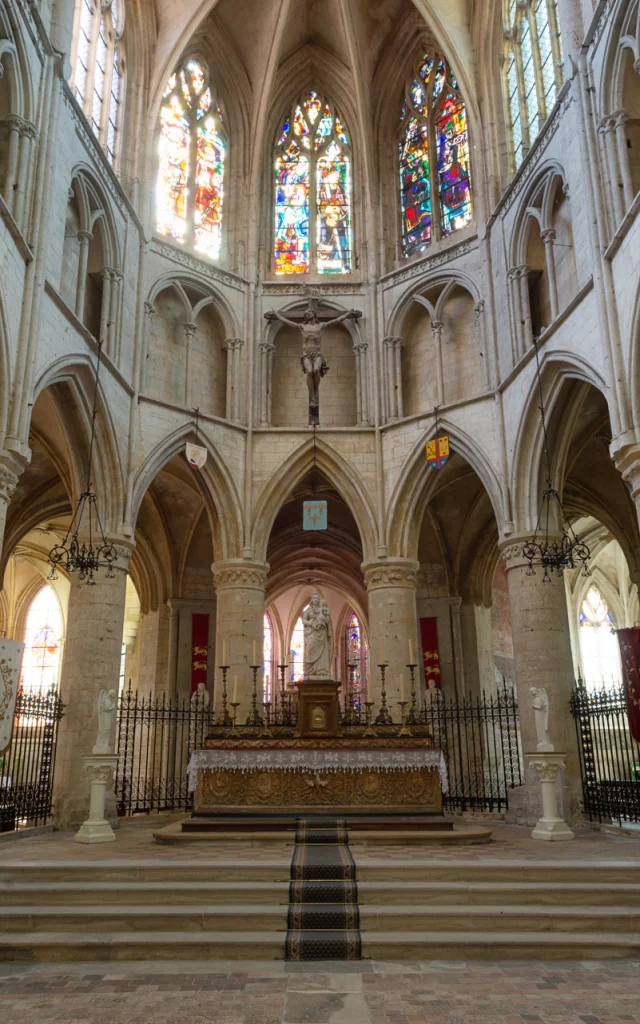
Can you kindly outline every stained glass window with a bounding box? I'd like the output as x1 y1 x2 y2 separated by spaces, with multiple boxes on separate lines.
290 612 306 682
578 587 622 690
504 1 564 172
263 613 273 702
345 612 368 709
70 0 124 167
275 91 352 275
156 58 226 261
20 587 63 695
399 52 472 256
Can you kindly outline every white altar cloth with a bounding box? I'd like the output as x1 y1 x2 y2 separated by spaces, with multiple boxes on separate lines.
187 748 448 794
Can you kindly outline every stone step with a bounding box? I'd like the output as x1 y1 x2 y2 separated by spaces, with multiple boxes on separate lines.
2 903 638 935
3 879 640 908
0 929 638 962
1 859 636 885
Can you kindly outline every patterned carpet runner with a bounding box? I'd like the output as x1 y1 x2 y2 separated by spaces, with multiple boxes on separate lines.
285 817 361 961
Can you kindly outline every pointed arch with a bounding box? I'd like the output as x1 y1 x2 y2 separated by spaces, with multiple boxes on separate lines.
251 438 377 563
146 272 240 339
130 420 243 561
386 416 505 558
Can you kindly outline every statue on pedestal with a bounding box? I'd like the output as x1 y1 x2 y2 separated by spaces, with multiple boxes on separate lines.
92 689 117 754
265 306 361 425
529 686 554 751
302 593 334 678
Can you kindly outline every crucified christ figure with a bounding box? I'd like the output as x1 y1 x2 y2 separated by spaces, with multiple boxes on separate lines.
265 307 361 425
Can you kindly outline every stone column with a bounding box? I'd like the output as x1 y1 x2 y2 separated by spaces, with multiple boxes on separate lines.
99 268 112 348
141 301 155 390
259 340 275 425
517 265 532 351
500 539 581 824
3 115 22 217
362 559 420 706
540 229 559 322
431 321 445 405
474 300 488 389
211 560 268 711
598 115 624 226
612 110 634 211
224 338 244 423
12 119 37 234
166 599 180 697
183 322 197 409
382 337 396 421
507 267 524 360
75 230 93 320
53 544 133 830
0 450 28 560
393 338 404 420
354 343 363 425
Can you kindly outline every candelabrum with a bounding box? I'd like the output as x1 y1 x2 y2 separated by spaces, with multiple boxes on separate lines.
262 701 272 738
406 663 418 725
217 665 232 726
277 663 288 725
374 663 393 726
397 701 412 737
343 662 357 725
229 702 240 737
246 665 264 726
363 701 377 738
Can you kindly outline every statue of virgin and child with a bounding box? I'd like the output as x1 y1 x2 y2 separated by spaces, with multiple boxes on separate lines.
302 593 334 679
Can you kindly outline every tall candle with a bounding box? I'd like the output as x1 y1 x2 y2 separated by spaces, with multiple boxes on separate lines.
408 639 413 664
222 639 228 665
380 639 385 664
399 673 405 702
232 675 238 704
253 640 257 665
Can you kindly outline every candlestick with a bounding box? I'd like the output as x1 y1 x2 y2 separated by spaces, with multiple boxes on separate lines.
246 665 264 726
363 701 377 738
217 665 231 726
406 664 418 725
374 663 393 725
344 662 357 725
261 702 271 738
397 701 412 737
229 701 240 737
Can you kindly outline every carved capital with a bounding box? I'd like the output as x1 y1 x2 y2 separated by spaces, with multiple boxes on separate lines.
362 559 420 591
610 109 629 129
430 320 444 333
77 229 93 244
5 113 35 138
382 336 401 349
183 321 197 339
353 341 369 355
224 337 245 351
540 228 557 243
212 559 269 591
611 443 640 502
259 341 276 354
82 754 119 785
527 754 566 783
144 301 155 320
473 299 485 316
597 114 614 134
0 450 28 504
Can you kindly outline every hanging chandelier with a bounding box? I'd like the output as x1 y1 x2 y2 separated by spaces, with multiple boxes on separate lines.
522 335 591 582
48 341 117 585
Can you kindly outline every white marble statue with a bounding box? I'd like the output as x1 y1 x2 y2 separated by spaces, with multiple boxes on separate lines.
191 682 210 708
92 688 117 754
529 686 554 751
302 593 334 678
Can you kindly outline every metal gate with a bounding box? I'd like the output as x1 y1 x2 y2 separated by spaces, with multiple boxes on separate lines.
0 688 65 832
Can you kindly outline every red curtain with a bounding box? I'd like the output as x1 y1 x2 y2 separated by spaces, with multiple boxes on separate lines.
191 613 209 694
420 616 441 689
616 627 640 742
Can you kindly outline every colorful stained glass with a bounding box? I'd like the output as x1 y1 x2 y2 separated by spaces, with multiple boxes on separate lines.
579 586 621 690
346 613 368 709
263 613 273 702
437 96 472 237
400 51 471 255
156 59 225 260
20 587 63 696
290 611 306 682
275 91 351 274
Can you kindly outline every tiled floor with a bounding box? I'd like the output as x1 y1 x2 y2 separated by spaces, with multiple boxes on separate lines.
0 959 639 1024
3 817 640 862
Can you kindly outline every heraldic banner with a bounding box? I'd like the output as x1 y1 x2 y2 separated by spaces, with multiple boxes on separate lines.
616 627 640 742
420 616 441 689
0 639 25 752
191 614 209 695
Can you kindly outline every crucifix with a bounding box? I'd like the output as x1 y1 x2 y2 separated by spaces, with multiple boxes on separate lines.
265 299 361 426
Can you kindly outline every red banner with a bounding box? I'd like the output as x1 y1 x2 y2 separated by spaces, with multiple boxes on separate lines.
420 616 441 689
617 627 640 742
191 613 209 694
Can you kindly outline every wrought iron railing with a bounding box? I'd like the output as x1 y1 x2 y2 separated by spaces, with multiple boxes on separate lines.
570 682 640 825
115 681 523 816
0 688 65 832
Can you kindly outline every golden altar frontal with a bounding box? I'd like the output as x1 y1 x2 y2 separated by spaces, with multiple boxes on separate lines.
188 737 447 817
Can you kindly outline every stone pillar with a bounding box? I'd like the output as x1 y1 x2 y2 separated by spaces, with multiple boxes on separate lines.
183 322 197 409
382 337 396 421
517 265 532 351
3 115 22 216
612 110 634 211
0 450 28 560
598 115 624 226
141 301 155 390
541 229 559 322
500 539 581 824
166 599 180 697
75 230 93 320
507 267 524 360
53 544 133 830
473 300 488 389
393 338 404 420
259 340 275 425
13 120 37 234
362 559 420 706
431 321 444 405
99 268 112 348
49 0 78 59
211 560 268 711
358 342 370 424
224 338 244 423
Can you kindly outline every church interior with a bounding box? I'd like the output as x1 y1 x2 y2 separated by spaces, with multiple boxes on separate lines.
1 0 640 1018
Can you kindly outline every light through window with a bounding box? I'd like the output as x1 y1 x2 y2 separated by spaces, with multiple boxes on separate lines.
579 586 622 690
70 0 124 166
345 612 368 709
20 587 63 695
289 608 308 682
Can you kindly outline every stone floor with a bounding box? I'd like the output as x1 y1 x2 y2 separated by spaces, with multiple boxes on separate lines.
3 817 640 862
0 959 639 1024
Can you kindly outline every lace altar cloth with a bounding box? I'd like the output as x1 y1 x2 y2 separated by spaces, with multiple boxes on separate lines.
187 748 448 794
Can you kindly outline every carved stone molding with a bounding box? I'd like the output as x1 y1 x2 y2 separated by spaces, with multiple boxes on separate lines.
150 240 247 291
224 337 245 350
5 114 37 139
212 560 269 591
0 451 29 504
362 559 420 591
262 283 364 295
528 754 566 783
382 238 477 288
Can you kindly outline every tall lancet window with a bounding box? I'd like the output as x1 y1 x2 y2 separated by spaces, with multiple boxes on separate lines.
345 612 368 708
275 90 352 275
579 586 622 691
20 587 63 695
399 51 472 256
70 0 125 166
290 613 305 682
156 58 226 260
503 0 564 171
263 613 273 702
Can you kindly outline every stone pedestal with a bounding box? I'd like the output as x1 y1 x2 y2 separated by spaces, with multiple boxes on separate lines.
362 560 421 705
500 539 581 824
211 560 268 709
528 752 575 841
295 678 341 738
53 544 132 830
73 755 119 844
